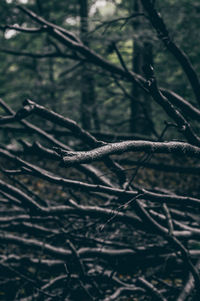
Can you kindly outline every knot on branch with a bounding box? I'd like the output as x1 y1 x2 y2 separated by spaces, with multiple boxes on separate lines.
53 147 76 158
143 64 156 89
179 124 187 133
15 99 37 120
15 105 35 120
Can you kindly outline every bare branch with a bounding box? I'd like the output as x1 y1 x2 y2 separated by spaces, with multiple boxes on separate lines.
141 0 200 106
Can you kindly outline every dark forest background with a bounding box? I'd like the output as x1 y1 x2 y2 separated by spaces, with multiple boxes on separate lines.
1 0 200 136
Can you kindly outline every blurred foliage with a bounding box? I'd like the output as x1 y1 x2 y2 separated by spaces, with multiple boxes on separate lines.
0 0 200 136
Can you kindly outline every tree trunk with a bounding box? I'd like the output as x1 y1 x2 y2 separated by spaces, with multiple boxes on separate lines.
131 0 152 134
79 0 100 131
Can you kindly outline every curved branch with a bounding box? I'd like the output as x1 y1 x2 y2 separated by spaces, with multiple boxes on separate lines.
58 141 200 166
